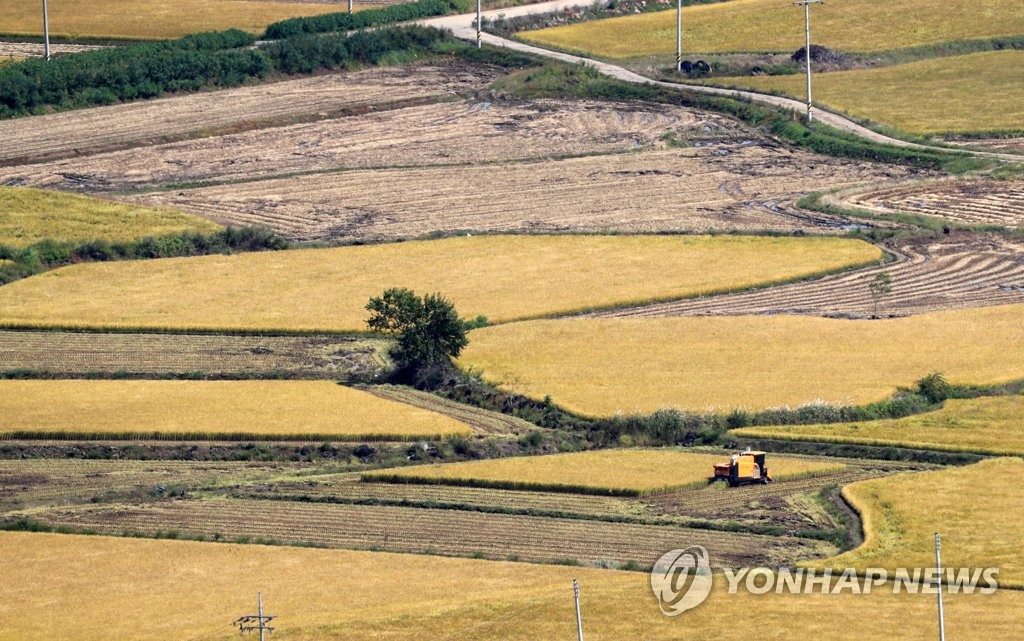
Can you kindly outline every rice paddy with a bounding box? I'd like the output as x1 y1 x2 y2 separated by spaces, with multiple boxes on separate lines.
813 458 1024 588
366 449 846 495
732 395 1024 456
0 234 881 333
0 380 472 440
457 304 1024 415
0 531 1020 641
695 51 1024 135
0 186 220 248
519 0 1024 57
0 0 350 39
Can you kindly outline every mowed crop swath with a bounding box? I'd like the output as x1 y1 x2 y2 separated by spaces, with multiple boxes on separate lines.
698 51 1024 135
0 186 219 247
733 395 1024 456
0 62 493 166
0 380 471 440
128 146 925 241
811 458 1024 587
459 304 1024 415
520 0 1024 56
846 179 1024 229
0 235 881 332
2 532 1022 641
0 0 347 39
366 449 846 495
3 100 715 194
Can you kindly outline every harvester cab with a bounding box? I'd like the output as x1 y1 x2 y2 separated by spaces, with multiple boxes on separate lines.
712 449 772 487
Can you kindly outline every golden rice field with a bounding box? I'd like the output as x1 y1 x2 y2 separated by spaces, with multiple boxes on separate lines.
0 0 350 39
521 0 1024 56
0 235 881 332
732 395 1024 456
0 380 472 440
813 458 1024 588
458 304 1024 415
0 186 220 248
0 532 1021 641
698 51 1024 135
366 449 846 495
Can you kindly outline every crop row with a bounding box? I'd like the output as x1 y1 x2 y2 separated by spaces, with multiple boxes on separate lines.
850 179 1024 228
14 498 832 567
360 385 536 436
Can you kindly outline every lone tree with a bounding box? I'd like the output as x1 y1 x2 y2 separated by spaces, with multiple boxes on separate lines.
366 288 469 382
867 271 893 317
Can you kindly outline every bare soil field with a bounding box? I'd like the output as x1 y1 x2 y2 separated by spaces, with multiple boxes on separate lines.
0 42 106 58
843 179 1024 228
1 101 736 193
593 232 1024 319
0 331 389 380
0 61 498 167
10 497 835 567
955 137 1024 153
128 145 924 242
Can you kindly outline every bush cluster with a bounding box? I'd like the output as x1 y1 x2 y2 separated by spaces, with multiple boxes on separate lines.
0 26 451 118
0 226 287 285
263 0 460 39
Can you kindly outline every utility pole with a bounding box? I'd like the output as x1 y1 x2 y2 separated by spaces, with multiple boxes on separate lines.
348 0 353 14
935 533 946 641
675 0 682 72
476 0 482 48
573 579 584 641
793 0 821 122
235 592 276 641
41 0 51 61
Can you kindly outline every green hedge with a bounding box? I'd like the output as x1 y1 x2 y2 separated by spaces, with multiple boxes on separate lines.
263 0 460 39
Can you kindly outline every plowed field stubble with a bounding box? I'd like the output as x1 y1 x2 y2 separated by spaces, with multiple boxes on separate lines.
0 235 881 332
845 179 1024 229
459 304 1024 415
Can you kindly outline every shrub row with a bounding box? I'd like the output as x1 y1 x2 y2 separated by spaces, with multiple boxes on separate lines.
0 226 287 286
0 26 451 118
263 0 460 39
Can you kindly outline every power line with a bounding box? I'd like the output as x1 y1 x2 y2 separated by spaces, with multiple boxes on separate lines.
234 592 276 641
793 0 822 122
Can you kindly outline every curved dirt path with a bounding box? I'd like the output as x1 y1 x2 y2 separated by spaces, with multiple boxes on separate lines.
423 4 1021 162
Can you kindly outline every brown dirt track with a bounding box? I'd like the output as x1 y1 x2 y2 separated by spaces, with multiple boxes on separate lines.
590 232 1024 319
843 179 1024 228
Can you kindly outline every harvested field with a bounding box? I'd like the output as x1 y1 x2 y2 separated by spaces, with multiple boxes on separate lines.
732 395 1024 456
458 304 1024 415
845 179 1024 228
694 51 1024 135
521 0 1024 56
361 385 536 436
594 232 1024 319
0 330 389 379
0 380 472 440
9 497 833 568
0 186 219 247
2 101 740 194
0 0 347 39
813 458 1024 587
959 137 1024 153
127 146 926 241
0 459 300 511
0 61 497 166
0 235 882 332
0 42 106 58
365 449 846 495
2 532 1022 641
